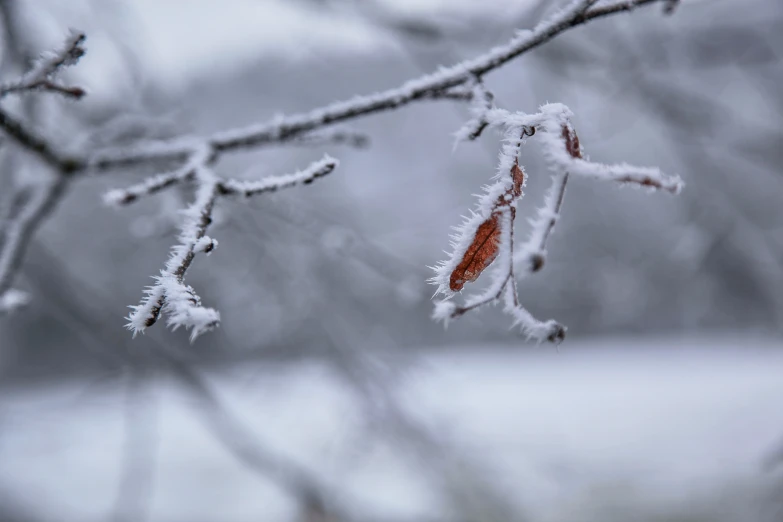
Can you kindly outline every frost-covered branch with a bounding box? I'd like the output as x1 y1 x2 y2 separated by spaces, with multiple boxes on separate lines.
217 156 337 197
0 105 77 171
117 151 338 339
102 148 208 206
74 0 665 174
534 105 682 193
0 30 86 99
287 127 370 148
0 0 677 334
453 76 495 144
431 102 682 342
517 171 569 273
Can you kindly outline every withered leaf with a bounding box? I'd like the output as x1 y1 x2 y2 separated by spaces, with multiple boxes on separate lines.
562 125 581 159
510 163 525 198
450 211 501 292
449 162 525 292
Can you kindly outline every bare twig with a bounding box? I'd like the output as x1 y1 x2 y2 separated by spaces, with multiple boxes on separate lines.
217 156 337 197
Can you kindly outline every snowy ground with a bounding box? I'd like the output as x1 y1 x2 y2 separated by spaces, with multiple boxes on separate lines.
1 335 782 522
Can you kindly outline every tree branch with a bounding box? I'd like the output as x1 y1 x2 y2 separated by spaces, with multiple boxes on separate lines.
0 30 86 99
0 106 73 170
121 151 338 339
0 0 676 331
77 0 663 174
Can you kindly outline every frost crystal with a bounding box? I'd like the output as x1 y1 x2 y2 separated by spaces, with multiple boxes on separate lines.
117 151 338 340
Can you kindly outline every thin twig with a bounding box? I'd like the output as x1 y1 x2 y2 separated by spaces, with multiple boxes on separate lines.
0 106 73 170
121 153 337 339
0 0 659 176
0 30 86 99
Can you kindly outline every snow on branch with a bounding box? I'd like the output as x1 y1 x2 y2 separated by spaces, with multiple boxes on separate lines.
74 0 666 174
217 156 337 197
0 0 680 339
119 152 338 340
534 104 682 194
287 128 369 149
102 146 212 207
0 30 86 99
431 102 682 342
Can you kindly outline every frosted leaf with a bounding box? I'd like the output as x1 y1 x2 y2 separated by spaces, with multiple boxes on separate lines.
453 76 495 147
430 125 528 298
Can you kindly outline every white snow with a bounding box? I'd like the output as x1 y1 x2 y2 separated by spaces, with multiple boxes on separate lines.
0 336 781 522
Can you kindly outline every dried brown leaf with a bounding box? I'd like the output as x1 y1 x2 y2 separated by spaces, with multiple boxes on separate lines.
450 211 501 292
449 162 526 292
562 125 581 158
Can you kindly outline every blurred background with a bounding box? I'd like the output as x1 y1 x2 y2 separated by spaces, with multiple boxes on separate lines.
0 0 781 520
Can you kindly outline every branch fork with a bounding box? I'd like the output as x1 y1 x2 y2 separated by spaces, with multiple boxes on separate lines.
109 147 339 340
